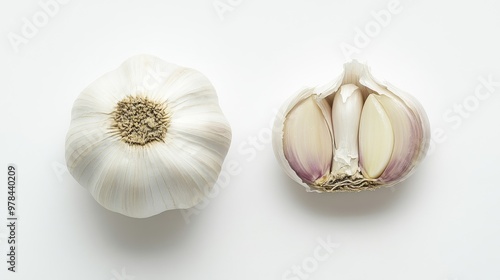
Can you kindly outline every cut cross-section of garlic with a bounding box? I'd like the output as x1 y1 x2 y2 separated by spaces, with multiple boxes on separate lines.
273 61 430 192
65 55 232 218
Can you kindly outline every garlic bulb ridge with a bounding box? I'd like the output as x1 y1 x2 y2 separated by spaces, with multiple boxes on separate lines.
273 61 430 192
65 55 232 218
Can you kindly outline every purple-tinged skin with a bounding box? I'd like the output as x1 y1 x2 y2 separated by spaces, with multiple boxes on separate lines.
285 152 330 184
378 96 423 183
283 96 333 185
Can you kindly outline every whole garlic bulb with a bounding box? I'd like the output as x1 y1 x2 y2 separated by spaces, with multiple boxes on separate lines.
273 61 430 192
65 55 232 218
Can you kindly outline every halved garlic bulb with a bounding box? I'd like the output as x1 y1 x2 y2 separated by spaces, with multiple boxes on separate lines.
65 55 232 218
273 61 430 192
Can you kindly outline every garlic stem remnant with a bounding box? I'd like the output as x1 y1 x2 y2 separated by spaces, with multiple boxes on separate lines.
65 55 232 218
273 61 430 192
113 96 170 146
331 84 363 177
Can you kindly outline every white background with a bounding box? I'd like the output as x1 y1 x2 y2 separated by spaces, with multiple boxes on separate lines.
1 0 500 279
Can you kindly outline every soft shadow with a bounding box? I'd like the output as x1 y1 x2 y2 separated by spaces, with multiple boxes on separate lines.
88 198 196 253
280 172 418 217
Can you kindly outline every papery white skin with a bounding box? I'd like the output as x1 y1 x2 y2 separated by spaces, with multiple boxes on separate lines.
65 55 232 218
272 61 430 192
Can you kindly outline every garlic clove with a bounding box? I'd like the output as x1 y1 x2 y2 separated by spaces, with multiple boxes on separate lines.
283 95 333 184
331 84 363 176
372 94 420 183
358 94 394 179
359 71 429 184
385 83 430 170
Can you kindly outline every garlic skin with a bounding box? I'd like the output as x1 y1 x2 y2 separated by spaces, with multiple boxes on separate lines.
273 61 430 192
65 55 232 218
